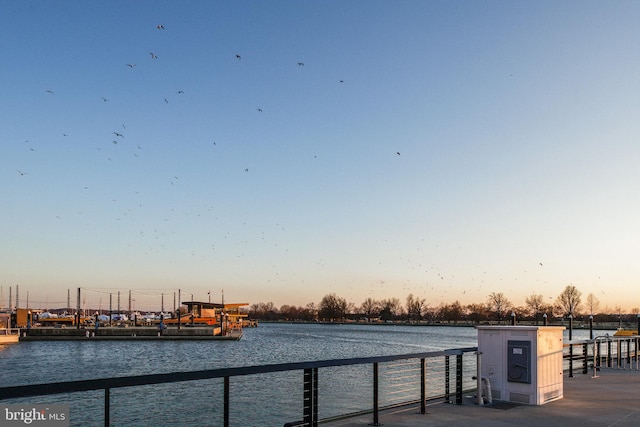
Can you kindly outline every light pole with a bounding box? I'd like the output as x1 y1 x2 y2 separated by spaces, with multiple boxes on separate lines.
568 314 573 340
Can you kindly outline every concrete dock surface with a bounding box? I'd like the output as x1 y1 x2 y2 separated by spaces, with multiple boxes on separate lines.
323 368 640 427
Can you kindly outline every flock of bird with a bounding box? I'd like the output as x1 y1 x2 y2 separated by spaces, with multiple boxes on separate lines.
10 21 545 309
14 23 364 270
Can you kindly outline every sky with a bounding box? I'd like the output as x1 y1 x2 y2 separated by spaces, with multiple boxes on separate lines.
2 1 640 313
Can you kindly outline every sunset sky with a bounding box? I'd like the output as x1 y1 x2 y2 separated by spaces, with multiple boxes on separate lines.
2 1 639 312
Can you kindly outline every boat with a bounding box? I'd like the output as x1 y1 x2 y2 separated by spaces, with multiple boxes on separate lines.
614 329 638 337
163 301 249 336
0 328 20 344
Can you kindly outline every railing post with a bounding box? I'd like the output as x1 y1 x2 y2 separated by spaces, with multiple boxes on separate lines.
420 358 426 414
607 338 612 368
627 339 632 368
444 355 450 403
224 376 230 427
476 352 483 406
303 369 313 426
455 354 463 405
617 340 622 369
313 368 318 427
569 344 574 377
582 343 588 374
372 362 380 426
302 368 318 427
592 339 599 378
104 387 110 427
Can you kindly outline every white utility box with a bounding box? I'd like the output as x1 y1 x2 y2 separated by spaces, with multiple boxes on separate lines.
476 326 565 405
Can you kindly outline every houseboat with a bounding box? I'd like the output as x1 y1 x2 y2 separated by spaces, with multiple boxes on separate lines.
163 301 250 336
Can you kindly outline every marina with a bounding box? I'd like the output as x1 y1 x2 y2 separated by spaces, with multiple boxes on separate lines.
19 327 243 341
4 298 253 341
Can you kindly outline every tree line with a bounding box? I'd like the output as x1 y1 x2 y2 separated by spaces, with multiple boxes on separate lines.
248 285 640 324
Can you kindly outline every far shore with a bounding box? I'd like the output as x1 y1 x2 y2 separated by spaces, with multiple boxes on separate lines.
257 319 627 330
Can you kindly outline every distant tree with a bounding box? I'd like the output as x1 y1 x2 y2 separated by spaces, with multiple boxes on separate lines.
487 292 512 324
614 305 623 327
303 302 318 321
379 305 393 322
249 302 278 320
439 301 464 323
585 293 600 316
525 293 545 324
379 298 402 322
512 306 528 322
594 305 613 323
279 304 295 320
406 294 425 322
284 304 314 321
555 285 582 317
422 305 439 323
386 298 403 317
305 302 317 316
318 293 347 321
466 303 490 323
361 298 380 322
346 302 357 317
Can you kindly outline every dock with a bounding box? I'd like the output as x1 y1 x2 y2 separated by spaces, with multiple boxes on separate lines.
19 327 243 341
323 368 640 427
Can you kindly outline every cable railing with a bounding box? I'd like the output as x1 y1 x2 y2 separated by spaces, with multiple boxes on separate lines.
0 347 478 427
563 334 640 377
1 337 636 427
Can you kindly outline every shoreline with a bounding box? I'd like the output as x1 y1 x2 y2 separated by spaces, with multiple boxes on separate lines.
258 319 625 330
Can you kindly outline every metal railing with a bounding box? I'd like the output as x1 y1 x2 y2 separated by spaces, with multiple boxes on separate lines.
2 338 634 427
563 334 640 377
0 347 478 427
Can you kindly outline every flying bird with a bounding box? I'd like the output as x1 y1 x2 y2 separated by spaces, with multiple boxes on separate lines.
149 52 158 59
156 25 165 30
113 132 123 137
46 90 54 94
235 54 241 60
396 152 400 156
126 64 137 68
101 97 108 102
177 90 184 94
256 108 263 112
17 170 28 176
297 62 304 66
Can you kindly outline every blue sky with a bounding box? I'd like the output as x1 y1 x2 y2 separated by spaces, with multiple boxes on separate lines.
2 1 640 312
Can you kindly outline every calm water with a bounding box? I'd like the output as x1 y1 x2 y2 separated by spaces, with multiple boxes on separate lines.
0 323 606 426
